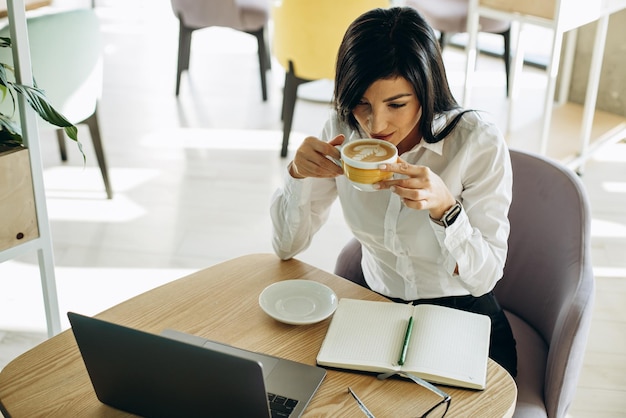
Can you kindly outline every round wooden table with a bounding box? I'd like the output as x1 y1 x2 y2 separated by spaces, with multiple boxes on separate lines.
0 254 517 417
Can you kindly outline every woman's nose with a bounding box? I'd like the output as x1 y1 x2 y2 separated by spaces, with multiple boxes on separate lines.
368 109 386 134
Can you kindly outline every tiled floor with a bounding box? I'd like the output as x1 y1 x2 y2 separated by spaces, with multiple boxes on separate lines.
1 1 625 417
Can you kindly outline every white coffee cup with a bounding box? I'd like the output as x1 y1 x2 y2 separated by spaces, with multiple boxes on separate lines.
337 139 398 192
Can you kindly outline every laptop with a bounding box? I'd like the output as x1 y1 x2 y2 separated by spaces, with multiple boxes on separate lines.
68 312 326 418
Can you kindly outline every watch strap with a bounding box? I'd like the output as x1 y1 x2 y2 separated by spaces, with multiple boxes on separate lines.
430 201 462 228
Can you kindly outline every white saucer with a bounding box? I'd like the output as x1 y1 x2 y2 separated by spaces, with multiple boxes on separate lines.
259 280 338 325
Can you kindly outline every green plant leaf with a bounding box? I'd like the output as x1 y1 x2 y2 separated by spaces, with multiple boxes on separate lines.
10 83 73 129
0 129 22 149
0 36 82 160
0 63 15 100
0 112 22 137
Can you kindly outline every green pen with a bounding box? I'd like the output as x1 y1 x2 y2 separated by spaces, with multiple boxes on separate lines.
398 316 414 366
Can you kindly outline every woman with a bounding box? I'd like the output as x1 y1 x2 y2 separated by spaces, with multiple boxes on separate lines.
270 7 517 376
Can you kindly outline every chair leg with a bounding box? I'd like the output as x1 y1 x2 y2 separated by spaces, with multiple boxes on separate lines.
84 108 113 199
176 20 194 96
438 31 449 50
264 27 271 71
501 28 511 97
56 128 68 161
280 61 310 158
249 27 269 102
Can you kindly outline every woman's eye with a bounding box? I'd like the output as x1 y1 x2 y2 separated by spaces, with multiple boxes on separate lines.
389 103 406 109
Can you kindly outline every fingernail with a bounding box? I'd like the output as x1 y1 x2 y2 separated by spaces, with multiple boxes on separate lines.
378 164 387 170
373 183 381 190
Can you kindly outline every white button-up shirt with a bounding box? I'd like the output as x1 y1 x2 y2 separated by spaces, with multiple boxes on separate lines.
271 110 512 301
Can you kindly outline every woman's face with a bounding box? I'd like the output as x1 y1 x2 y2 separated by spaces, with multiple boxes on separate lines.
352 76 422 154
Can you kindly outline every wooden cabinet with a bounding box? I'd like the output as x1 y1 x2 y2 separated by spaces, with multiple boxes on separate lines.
0 148 39 251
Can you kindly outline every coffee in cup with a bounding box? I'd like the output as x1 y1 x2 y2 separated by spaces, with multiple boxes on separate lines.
340 139 398 191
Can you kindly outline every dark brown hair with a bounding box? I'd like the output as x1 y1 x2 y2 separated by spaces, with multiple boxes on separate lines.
334 7 468 143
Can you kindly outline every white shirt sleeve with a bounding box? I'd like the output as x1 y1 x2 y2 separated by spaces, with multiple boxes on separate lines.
270 118 346 260
429 116 512 296
270 174 337 260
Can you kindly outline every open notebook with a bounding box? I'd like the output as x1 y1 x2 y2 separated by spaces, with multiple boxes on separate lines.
316 298 491 390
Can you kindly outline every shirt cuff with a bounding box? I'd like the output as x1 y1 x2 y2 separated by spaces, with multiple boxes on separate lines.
283 167 313 205
431 209 472 274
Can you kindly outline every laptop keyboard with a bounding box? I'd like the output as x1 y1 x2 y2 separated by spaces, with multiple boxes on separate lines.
267 393 299 418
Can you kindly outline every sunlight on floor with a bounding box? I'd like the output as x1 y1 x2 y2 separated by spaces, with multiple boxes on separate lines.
593 140 626 162
41 166 162 222
46 193 147 222
602 181 626 193
593 266 626 278
591 219 626 237
0 260 195 333
140 128 287 151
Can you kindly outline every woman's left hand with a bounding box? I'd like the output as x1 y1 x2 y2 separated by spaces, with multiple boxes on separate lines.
375 157 456 220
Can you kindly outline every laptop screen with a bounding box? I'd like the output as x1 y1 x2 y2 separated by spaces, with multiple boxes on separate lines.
68 312 272 417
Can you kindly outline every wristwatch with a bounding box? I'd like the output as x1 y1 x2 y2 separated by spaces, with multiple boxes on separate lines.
430 201 463 228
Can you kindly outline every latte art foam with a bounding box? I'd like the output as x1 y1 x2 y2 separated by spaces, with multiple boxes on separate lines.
344 143 395 162
340 139 397 191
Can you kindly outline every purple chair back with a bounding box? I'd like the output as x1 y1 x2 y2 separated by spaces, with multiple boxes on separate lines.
335 149 595 418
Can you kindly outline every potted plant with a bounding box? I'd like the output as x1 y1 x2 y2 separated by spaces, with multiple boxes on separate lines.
0 35 80 252
0 36 79 152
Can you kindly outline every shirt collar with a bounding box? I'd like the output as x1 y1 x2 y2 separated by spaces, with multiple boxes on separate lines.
403 137 444 157
401 112 453 157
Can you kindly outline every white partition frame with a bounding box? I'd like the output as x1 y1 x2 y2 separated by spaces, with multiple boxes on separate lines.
463 0 626 171
0 0 61 337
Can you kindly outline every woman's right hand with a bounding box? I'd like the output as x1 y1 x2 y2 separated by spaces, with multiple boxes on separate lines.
289 135 345 179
